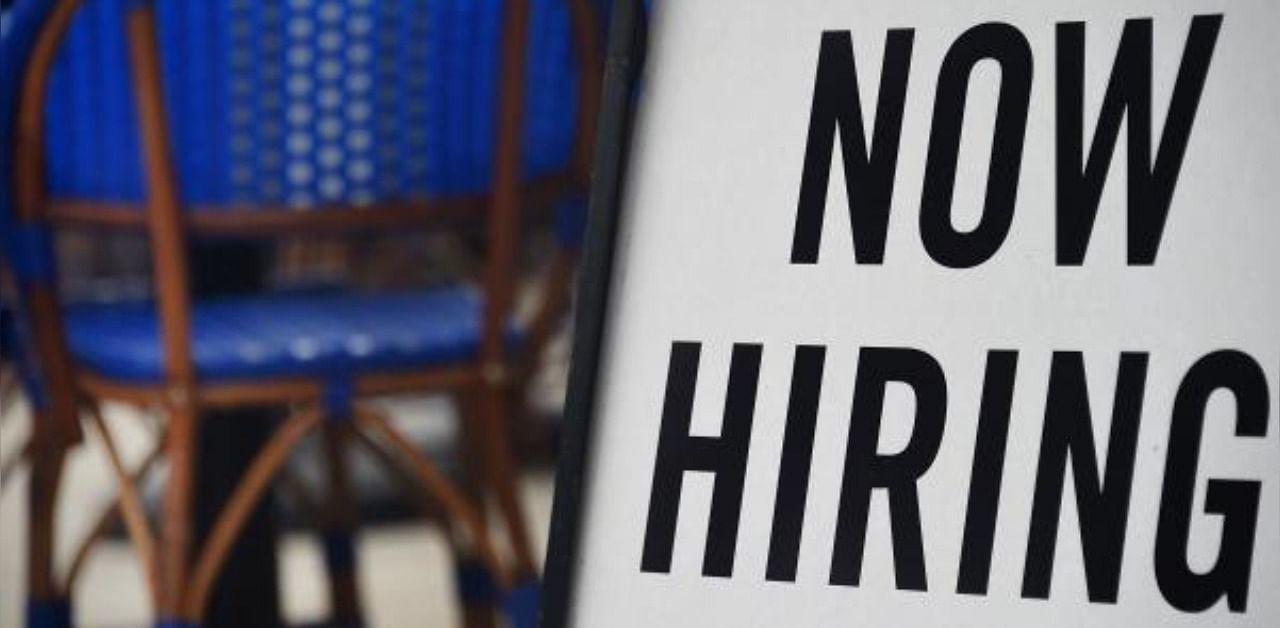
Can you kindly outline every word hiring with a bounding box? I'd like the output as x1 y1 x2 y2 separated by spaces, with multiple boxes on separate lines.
790 16 1221 268
641 344 1271 614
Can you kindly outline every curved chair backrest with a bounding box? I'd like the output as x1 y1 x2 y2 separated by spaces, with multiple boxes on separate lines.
1 1 61 410
41 0 583 210
1 1 56 234
2 0 602 442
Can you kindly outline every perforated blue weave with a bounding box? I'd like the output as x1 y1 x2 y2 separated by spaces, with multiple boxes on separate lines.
43 0 579 208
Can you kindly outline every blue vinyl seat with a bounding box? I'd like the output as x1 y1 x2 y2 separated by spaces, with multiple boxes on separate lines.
64 286 522 382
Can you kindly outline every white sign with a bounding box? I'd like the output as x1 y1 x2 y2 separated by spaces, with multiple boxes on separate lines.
552 1 1279 626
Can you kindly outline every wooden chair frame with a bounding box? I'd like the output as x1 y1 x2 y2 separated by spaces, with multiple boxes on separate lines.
10 0 602 624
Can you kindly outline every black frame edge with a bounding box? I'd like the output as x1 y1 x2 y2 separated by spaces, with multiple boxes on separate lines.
540 1 647 626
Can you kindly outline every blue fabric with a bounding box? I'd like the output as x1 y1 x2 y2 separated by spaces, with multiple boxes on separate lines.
2 296 49 409
40 0 580 209
63 286 522 382
0 300 13 361
322 530 357 573
324 375 355 421
1 1 57 268
6 223 57 284
322 376 353 419
1 3 68 412
501 581 541 628
24 598 71 628
153 620 195 628
454 560 497 604
554 196 589 250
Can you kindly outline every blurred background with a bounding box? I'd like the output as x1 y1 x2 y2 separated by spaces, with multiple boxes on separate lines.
0 0 610 625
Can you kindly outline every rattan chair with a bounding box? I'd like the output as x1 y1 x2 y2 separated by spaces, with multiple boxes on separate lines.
0 0 600 626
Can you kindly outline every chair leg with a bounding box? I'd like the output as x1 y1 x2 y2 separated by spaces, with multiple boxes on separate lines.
471 388 543 628
350 407 506 571
319 422 364 627
65 435 166 592
158 404 198 628
450 521 498 628
352 404 519 628
85 404 160 605
26 414 71 628
184 408 321 621
472 388 536 579
452 393 497 628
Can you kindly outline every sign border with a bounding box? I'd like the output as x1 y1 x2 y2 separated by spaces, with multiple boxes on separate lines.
541 0 647 626
533 3 1280 625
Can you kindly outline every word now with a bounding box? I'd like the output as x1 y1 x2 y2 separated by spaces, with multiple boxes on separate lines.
790 16 1221 267
641 343 1271 614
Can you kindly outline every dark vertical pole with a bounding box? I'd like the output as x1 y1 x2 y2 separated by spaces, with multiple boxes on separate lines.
541 0 646 625
189 241 282 628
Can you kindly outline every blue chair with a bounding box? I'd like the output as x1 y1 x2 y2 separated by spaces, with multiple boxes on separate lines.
1 0 601 626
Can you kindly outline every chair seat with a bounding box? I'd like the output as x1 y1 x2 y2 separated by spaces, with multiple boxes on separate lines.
65 286 519 382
